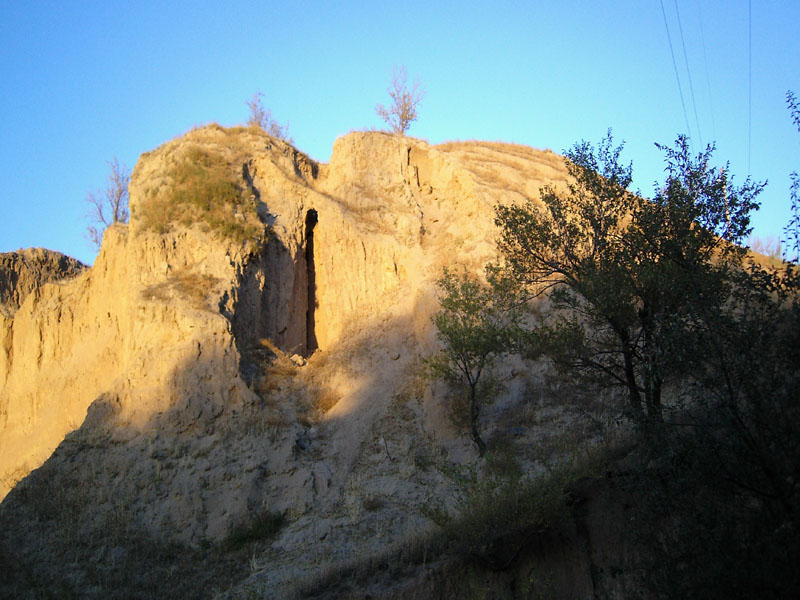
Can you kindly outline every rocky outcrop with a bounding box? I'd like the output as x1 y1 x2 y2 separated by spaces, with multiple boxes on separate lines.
0 126 579 599
0 248 85 317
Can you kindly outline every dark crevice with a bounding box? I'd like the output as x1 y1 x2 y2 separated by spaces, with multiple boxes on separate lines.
305 209 318 356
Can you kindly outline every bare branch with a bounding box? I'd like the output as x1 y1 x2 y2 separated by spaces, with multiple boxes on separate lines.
85 157 130 251
375 66 425 135
246 91 293 144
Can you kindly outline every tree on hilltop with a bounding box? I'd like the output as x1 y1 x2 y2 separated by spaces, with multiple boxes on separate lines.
246 91 293 143
375 66 425 135
86 157 130 251
784 90 800 261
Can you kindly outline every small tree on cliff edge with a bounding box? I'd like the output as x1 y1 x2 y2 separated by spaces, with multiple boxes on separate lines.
375 66 425 135
246 91 293 143
784 90 800 261
86 157 130 251
426 267 523 456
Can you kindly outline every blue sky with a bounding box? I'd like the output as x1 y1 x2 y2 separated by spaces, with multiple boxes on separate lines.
1 0 798 265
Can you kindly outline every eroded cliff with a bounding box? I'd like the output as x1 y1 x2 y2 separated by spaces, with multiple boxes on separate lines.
0 126 588 599
0 248 85 317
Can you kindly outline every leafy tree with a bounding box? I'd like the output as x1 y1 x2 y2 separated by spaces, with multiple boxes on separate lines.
627 252 800 599
86 157 130 250
375 66 425 135
495 131 764 424
246 91 292 143
426 268 523 456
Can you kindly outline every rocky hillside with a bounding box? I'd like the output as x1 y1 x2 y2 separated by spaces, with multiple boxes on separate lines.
0 248 85 317
0 126 631 599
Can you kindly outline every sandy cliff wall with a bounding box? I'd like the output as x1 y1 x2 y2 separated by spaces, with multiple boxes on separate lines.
0 248 85 317
0 125 570 540
0 225 245 498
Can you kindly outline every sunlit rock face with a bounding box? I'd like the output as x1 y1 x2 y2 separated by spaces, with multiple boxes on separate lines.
0 125 570 547
0 248 85 317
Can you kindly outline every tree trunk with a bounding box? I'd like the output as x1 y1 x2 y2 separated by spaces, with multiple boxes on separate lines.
642 323 664 423
612 321 645 422
622 347 645 421
469 384 486 457
646 379 663 422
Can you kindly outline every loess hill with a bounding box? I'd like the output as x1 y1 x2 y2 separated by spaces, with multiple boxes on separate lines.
0 126 633 599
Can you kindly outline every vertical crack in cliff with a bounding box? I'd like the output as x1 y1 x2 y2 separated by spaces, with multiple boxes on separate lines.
305 209 318 356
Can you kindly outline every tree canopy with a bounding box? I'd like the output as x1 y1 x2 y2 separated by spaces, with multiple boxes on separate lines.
426 267 523 456
375 66 425 135
495 131 764 424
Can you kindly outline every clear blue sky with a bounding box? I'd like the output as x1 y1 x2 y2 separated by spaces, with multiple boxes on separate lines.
1 0 798 265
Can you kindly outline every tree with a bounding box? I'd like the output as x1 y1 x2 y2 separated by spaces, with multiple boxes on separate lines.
494 131 763 425
426 267 523 456
784 90 800 261
86 157 130 250
246 91 292 143
748 234 782 259
621 95 800 600
626 246 800 599
375 66 425 135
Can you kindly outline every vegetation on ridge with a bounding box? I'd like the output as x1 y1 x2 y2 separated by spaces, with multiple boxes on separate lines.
375 65 425 135
246 91 292 143
85 157 130 251
135 143 265 245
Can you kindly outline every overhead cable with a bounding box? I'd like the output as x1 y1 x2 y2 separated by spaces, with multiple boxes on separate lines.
673 0 703 148
748 0 752 174
660 0 693 148
697 2 716 142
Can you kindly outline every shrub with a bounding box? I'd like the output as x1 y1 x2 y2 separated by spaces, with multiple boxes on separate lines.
224 510 284 549
246 91 292 143
427 451 603 569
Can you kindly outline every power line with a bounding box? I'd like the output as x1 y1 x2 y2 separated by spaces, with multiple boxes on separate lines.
673 0 703 148
696 2 716 142
748 0 752 174
660 0 693 148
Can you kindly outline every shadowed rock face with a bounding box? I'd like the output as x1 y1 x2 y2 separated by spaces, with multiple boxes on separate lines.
0 248 85 317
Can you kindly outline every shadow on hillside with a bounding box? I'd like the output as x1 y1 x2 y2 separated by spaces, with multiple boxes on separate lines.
0 296 439 599
0 280 611 599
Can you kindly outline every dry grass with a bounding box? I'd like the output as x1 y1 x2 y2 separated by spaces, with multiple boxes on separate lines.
435 139 571 204
251 338 299 398
284 447 609 599
223 510 285 550
436 139 563 169
141 269 221 308
285 527 447 599
301 349 344 419
244 338 338 427
136 140 264 245
308 383 341 416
